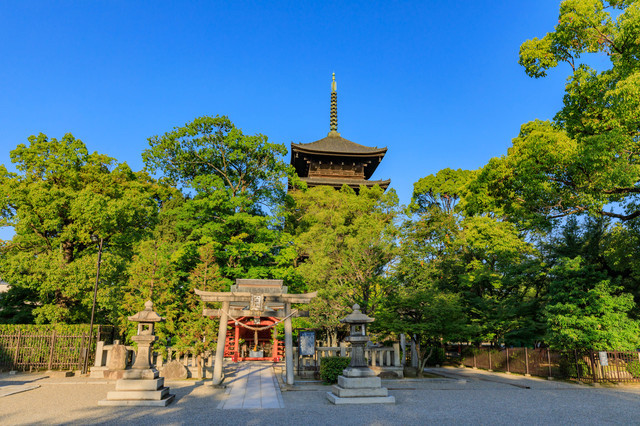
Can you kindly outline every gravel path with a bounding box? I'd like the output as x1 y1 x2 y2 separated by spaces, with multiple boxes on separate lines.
2 366 640 425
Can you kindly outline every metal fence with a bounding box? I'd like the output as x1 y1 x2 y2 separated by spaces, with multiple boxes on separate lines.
460 347 640 383
0 325 117 372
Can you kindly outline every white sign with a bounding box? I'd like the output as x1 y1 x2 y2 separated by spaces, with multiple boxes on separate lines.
598 351 609 366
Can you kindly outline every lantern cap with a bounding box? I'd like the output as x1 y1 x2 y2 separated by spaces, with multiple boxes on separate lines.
128 300 165 323
340 304 374 324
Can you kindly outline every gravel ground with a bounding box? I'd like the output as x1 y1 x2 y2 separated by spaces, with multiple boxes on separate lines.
2 367 640 425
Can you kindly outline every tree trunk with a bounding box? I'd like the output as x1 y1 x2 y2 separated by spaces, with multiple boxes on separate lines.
62 241 74 263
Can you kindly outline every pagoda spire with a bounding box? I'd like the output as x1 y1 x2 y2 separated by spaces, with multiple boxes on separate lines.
329 73 340 136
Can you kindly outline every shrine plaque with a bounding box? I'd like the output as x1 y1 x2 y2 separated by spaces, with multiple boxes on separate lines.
299 331 316 356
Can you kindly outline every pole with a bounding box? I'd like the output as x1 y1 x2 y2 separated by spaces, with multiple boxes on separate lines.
83 237 103 375
285 302 294 385
212 301 229 385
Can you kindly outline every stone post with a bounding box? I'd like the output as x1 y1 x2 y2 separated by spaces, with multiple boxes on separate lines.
393 343 400 367
212 301 230 386
94 341 105 367
284 302 294 385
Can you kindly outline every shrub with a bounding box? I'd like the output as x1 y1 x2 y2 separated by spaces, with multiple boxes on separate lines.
319 356 351 384
558 355 591 379
626 360 640 378
424 347 446 366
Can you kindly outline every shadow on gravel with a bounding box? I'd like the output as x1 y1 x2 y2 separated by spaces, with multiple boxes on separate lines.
0 375 49 387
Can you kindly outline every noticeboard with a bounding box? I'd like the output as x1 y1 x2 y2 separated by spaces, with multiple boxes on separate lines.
299 330 316 356
598 351 609 366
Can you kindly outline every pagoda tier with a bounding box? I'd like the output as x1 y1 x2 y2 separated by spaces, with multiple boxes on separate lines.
290 74 390 192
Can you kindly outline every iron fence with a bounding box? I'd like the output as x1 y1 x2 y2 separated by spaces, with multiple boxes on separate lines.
460 346 640 383
0 325 117 372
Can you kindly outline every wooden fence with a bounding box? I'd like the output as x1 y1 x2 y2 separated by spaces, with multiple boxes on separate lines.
460 347 640 383
0 326 117 372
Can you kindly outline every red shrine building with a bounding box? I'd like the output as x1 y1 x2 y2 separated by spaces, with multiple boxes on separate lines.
223 280 285 362
290 74 390 192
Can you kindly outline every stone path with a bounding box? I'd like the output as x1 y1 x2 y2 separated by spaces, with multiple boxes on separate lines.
217 362 284 409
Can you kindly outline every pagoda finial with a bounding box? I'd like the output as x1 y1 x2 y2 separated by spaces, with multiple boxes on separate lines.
329 73 339 136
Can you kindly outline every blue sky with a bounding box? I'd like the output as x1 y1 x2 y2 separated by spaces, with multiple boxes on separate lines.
1 1 581 240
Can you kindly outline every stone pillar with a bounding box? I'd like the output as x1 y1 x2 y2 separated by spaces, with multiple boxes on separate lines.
212 301 229 386
340 342 347 357
411 336 419 368
393 343 401 367
94 341 105 367
284 302 294 385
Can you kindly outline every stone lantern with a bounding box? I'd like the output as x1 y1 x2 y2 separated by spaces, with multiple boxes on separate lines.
125 300 164 379
326 304 395 404
99 301 174 406
342 304 374 371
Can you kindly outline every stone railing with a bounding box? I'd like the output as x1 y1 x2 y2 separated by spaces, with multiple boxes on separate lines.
91 341 214 379
295 342 403 377
156 348 214 379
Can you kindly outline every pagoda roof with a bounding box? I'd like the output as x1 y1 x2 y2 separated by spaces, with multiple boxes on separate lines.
291 131 387 157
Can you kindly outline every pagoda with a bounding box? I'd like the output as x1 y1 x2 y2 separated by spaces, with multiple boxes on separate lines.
290 74 390 192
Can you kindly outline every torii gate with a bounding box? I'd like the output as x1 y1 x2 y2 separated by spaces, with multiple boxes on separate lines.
195 279 317 385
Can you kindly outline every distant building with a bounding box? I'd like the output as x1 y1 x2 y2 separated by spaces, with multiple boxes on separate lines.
0 281 8 294
290 74 390 193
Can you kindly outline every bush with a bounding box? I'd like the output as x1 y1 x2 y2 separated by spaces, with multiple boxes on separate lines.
424 347 446 366
626 360 640 378
319 356 351 384
558 355 591 379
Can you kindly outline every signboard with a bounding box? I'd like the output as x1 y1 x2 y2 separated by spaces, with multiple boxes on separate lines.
299 330 316 356
598 351 609 366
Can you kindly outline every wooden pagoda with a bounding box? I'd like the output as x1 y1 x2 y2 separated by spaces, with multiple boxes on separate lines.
290 74 390 193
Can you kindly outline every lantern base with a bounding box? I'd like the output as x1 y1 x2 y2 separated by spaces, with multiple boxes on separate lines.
122 368 159 380
327 367 395 405
326 392 395 405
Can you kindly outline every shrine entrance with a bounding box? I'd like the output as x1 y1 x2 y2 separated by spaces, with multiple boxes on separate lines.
225 316 283 362
195 279 316 385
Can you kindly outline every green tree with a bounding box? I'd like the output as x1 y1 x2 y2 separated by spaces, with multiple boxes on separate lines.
290 185 399 344
472 1 640 227
142 116 294 281
407 169 546 346
544 256 640 350
0 133 162 324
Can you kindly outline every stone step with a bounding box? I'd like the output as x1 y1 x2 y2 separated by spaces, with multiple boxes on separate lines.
326 392 395 405
331 385 389 398
99 394 175 407
116 378 164 391
106 387 169 401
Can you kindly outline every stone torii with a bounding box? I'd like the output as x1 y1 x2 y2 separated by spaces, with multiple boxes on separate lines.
195 279 317 386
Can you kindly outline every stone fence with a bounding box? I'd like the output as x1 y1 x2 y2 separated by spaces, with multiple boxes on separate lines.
91 341 214 379
294 342 404 378
91 340 405 379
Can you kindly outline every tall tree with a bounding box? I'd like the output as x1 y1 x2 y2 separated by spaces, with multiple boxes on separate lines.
142 116 294 282
471 0 640 227
406 169 546 346
290 185 399 342
0 133 162 323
